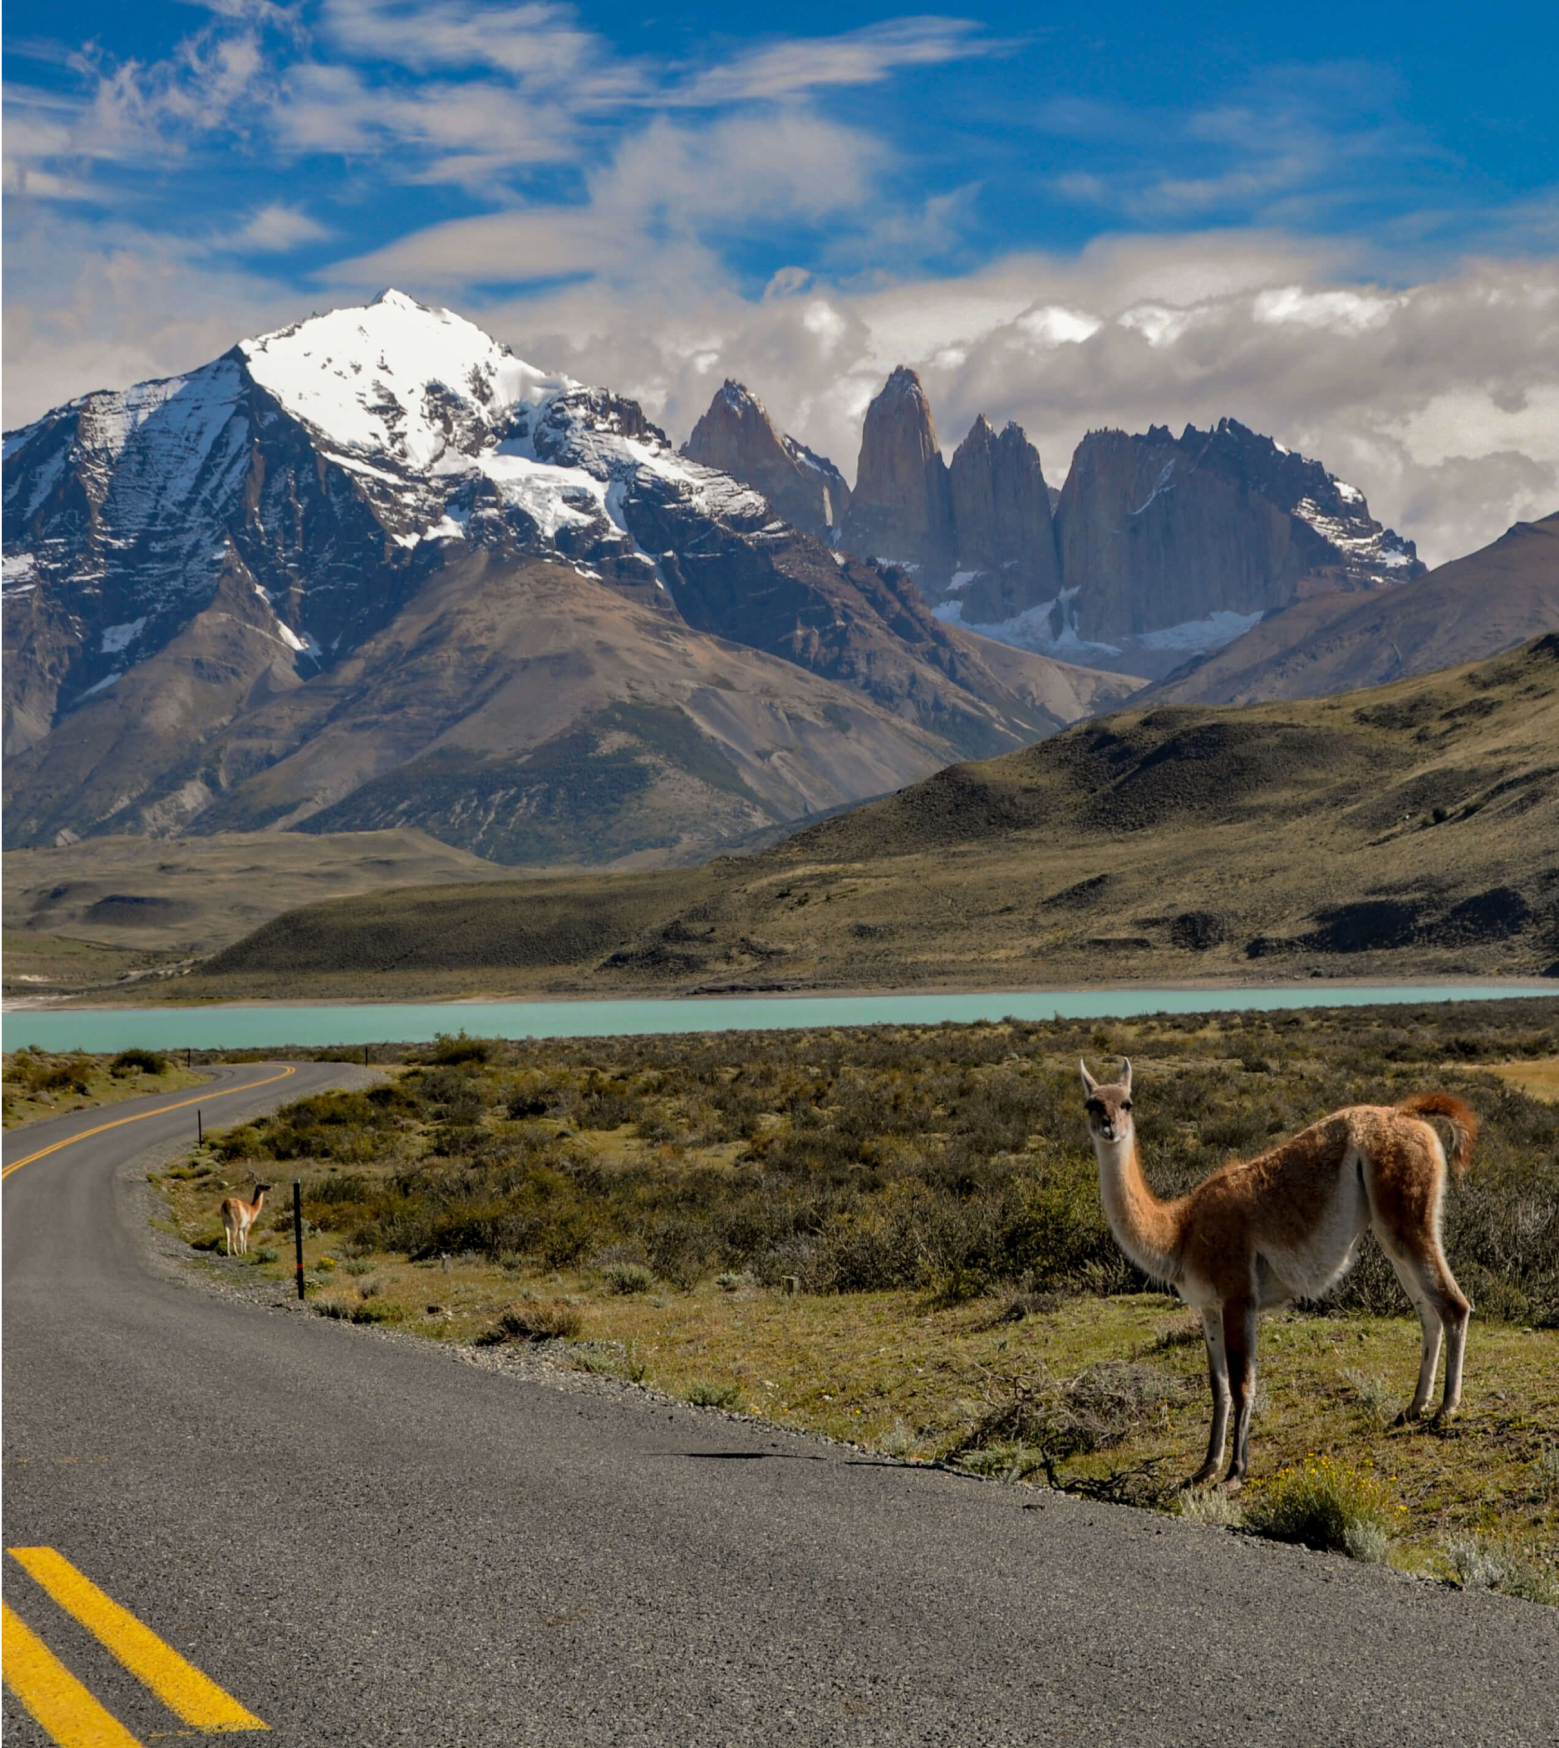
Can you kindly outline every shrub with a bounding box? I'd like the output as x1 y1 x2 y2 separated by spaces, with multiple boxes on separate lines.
111 1048 168 1077
686 1380 742 1409
952 1362 1189 1466
423 1032 495 1066
26 1058 93 1096
1445 1536 1559 1605
600 1262 653 1295
1243 1455 1398 1556
476 1300 583 1345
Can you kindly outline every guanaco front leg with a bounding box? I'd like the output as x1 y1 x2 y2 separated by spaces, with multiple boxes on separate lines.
1190 1305 1231 1487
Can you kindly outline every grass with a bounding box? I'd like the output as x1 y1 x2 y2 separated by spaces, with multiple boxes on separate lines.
2 1047 209 1129
143 1000 1559 1603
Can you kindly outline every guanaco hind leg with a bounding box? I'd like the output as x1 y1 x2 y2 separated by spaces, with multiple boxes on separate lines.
1379 1233 1471 1420
1221 1296 1259 1485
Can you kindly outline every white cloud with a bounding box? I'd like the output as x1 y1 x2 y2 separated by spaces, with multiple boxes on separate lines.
323 108 885 287
225 202 331 252
466 241 1558 569
1252 285 1401 334
674 18 1001 106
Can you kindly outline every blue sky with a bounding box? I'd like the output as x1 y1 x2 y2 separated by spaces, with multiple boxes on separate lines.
5 2 1558 562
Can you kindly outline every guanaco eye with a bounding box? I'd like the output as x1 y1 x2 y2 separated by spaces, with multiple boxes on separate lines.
1121 1101 1132 1112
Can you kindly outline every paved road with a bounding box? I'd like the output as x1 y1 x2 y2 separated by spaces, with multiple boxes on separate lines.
4 1066 1557 1746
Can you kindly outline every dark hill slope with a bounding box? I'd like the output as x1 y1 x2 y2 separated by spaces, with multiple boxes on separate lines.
180 636 1559 1002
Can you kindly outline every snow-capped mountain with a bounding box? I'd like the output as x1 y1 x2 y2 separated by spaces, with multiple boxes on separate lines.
3 291 765 725
4 292 1128 859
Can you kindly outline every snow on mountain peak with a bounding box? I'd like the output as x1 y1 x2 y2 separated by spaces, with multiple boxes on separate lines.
240 290 565 471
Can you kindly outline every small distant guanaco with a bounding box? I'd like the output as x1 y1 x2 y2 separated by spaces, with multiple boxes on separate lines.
221 1180 275 1257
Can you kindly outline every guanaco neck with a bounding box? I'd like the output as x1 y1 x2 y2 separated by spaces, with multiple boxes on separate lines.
1090 1123 1182 1283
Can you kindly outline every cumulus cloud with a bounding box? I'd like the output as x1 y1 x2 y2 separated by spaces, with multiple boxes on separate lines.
472 240 1559 569
4 6 1554 575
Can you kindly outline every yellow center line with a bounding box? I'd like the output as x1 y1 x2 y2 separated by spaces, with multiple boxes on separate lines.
2 1599 143 1748
2 1068 296 1182
8 1550 266 1734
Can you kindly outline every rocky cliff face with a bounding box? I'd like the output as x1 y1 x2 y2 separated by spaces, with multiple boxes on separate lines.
1055 418 1422 643
682 381 849 540
947 415 1062 623
840 367 956 582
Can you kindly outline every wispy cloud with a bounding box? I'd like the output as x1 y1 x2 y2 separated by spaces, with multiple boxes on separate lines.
224 201 332 251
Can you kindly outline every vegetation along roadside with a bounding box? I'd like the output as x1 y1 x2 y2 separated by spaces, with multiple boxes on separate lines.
146 1001 1559 1603
3 1045 209 1129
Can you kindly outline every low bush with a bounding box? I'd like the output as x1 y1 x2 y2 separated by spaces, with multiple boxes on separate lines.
1445 1535 1559 1605
600 1262 653 1295
1242 1455 1399 1556
686 1380 742 1409
475 1299 583 1345
951 1361 1189 1465
111 1048 168 1077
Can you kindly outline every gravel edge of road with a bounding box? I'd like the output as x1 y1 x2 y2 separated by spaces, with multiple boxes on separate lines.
106 1068 1538 1617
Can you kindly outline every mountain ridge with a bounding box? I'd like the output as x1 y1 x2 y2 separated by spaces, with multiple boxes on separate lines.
3 291 1133 862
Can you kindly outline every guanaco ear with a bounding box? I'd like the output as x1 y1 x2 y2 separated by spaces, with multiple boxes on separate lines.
1119 1058 1132 1095
1080 1060 1098 1095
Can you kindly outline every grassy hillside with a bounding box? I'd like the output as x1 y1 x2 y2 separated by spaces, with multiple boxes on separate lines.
123 636 1559 1002
1 829 510 1002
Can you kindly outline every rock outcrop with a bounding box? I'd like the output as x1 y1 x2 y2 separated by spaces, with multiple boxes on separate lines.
840 367 956 582
682 381 849 540
1055 419 1422 643
947 415 1062 622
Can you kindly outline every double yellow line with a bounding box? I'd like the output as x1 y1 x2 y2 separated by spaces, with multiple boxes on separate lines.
3 1547 266 1741
2 1068 297 1183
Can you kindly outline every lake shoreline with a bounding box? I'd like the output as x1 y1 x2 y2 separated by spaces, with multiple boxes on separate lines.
7 981 1556 1054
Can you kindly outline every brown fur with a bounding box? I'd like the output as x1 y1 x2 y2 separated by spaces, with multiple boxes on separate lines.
1080 1060 1475 1487
221 1181 274 1257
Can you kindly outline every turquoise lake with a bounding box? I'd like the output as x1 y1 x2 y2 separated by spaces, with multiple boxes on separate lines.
3 984 1552 1054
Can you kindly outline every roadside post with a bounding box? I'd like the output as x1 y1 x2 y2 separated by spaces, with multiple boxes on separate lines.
293 1180 306 1300
197 1109 202 1145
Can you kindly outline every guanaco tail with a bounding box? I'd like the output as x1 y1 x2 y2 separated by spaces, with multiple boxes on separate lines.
1080 1059 1476 1487
221 1180 275 1257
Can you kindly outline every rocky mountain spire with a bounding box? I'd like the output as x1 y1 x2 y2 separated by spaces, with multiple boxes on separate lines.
682 381 849 539
840 366 956 583
948 415 1062 621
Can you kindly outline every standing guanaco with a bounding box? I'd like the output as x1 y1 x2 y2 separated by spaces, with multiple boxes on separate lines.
1081 1059 1475 1486
221 1181 275 1257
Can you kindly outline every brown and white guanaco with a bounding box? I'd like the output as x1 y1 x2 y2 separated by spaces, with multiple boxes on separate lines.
221 1180 275 1257
1080 1059 1476 1487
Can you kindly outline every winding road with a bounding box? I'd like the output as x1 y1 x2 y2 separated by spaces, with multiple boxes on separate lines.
4 1065 1556 1746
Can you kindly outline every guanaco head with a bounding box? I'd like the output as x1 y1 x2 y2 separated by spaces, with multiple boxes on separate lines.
251 1181 275 1198
1080 1059 1133 1144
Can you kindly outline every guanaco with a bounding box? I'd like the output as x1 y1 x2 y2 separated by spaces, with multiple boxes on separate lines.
221 1180 275 1257
1080 1059 1476 1487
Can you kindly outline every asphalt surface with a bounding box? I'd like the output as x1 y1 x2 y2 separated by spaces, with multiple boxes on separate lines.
4 1063 1556 1747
